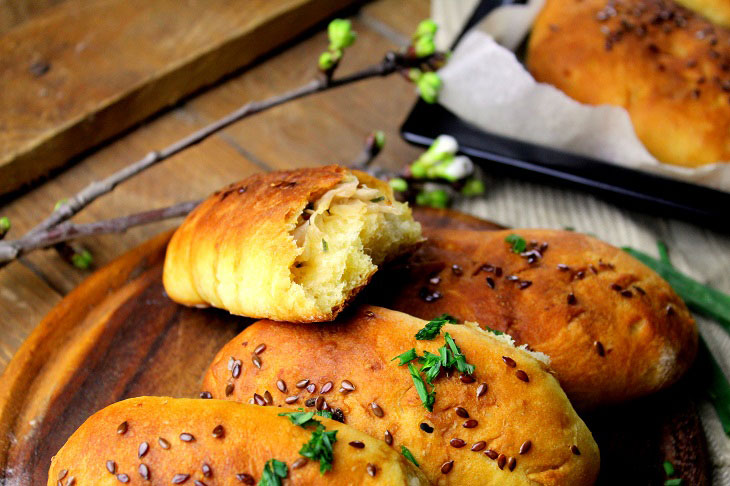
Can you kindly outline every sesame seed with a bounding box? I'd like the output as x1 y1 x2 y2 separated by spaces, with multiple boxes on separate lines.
508 457 517 471
371 402 385 417
420 423 434 433
365 310 376 318
117 421 128 435
212 425 224 438
451 264 463 276
232 363 241 378
306 383 316 394
199 392 212 399
666 305 676 316
202 464 211 477
367 463 377 477
633 285 646 295
460 374 475 383
506 275 519 281
575 271 585 280
158 437 170 449
321 381 334 394
454 407 469 418
486 277 495 289
463 419 478 428
516 370 530 382
225 384 234 396
450 438 466 448
296 379 309 388
116 474 129 483
557 263 570 271
429 276 441 285
471 441 486 451
611 283 622 291
172 474 190 484
520 440 532 454
180 433 195 442
497 454 507 469
264 391 273 405
305 397 316 407
194 481 207 486
571 445 581 455
502 356 517 368
519 280 532 289
276 379 287 393
236 473 255 484
594 341 606 357
476 383 488 398
253 393 266 406
484 450 498 460
341 380 355 391
139 464 150 480
292 458 308 469
138 441 149 458
106 461 116 474
285 395 299 404
349 441 365 449
384 430 393 445
58 470 68 480
621 289 633 298
441 461 454 474
252 355 262 369
315 396 325 410
567 293 577 305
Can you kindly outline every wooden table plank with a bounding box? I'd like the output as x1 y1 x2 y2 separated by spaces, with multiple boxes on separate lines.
0 0 355 196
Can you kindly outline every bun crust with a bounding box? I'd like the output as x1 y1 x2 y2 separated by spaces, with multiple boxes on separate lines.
163 166 421 322
203 306 600 486
373 228 698 410
48 397 429 486
527 0 730 167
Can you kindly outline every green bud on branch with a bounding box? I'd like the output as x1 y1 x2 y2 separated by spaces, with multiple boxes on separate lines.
389 177 408 192
414 35 436 58
414 19 438 39
416 72 442 104
0 216 10 239
318 51 337 71
373 130 386 150
71 248 94 270
461 178 486 197
328 19 356 51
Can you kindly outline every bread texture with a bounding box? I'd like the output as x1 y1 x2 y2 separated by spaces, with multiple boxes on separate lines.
372 228 698 410
48 397 430 486
203 306 600 486
162 166 422 322
527 0 730 167
675 0 730 27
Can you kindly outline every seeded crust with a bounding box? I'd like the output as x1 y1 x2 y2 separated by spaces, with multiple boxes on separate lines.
373 228 698 410
527 0 730 167
162 166 420 323
47 397 429 486
203 306 601 486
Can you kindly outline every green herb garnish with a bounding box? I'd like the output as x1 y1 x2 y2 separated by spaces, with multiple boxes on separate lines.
505 233 527 253
444 332 475 375
663 461 675 476
415 314 457 340
258 459 287 486
408 362 435 411
401 446 419 467
419 350 445 384
664 479 683 486
299 424 338 474
322 239 328 252
657 240 671 265
484 325 505 336
370 196 386 203
392 348 418 365
279 410 318 427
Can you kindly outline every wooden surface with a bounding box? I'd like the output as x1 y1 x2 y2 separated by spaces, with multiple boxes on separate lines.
0 0 429 370
0 208 708 485
0 0 357 195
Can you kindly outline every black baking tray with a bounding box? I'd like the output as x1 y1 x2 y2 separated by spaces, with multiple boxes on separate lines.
400 0 730 230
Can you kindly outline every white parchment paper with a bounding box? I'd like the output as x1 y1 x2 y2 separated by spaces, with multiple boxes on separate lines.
434 0 730 191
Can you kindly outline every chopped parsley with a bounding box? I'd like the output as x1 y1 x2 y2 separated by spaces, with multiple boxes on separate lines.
419 350 445 384
408 362 435 411
664 480 683 486
322 239 328 252
370 196 386 202
401 446 419 467
415 314 457 340
444 333 475 375
392 348 418 365
484 325 504 336
505 233 527 253
663 461 675 476
300 424 338 474
279 410 333 427
258 459 287 486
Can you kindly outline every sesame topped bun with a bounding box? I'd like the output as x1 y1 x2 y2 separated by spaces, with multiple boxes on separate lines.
163 166 422 322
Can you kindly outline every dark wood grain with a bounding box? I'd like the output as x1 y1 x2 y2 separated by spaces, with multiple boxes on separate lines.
0 209 708 485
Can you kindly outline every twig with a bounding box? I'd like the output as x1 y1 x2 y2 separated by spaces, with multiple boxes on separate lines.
0 200 199 265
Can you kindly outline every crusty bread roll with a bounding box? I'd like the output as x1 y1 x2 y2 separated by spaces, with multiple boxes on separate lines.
527 0 730 167
48 397 429 485
371 228 697 410
675 0 730 28
163 166 422 322
203 306 600 485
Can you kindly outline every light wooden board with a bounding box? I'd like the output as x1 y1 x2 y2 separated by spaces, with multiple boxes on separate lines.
0 0 356 195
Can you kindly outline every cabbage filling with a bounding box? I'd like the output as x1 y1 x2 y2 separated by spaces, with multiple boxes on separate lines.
290 175 421 312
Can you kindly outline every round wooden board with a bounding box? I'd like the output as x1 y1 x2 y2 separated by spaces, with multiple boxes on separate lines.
0 208 709 485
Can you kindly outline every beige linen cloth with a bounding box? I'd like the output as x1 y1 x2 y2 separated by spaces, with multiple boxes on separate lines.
432 1 730 483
